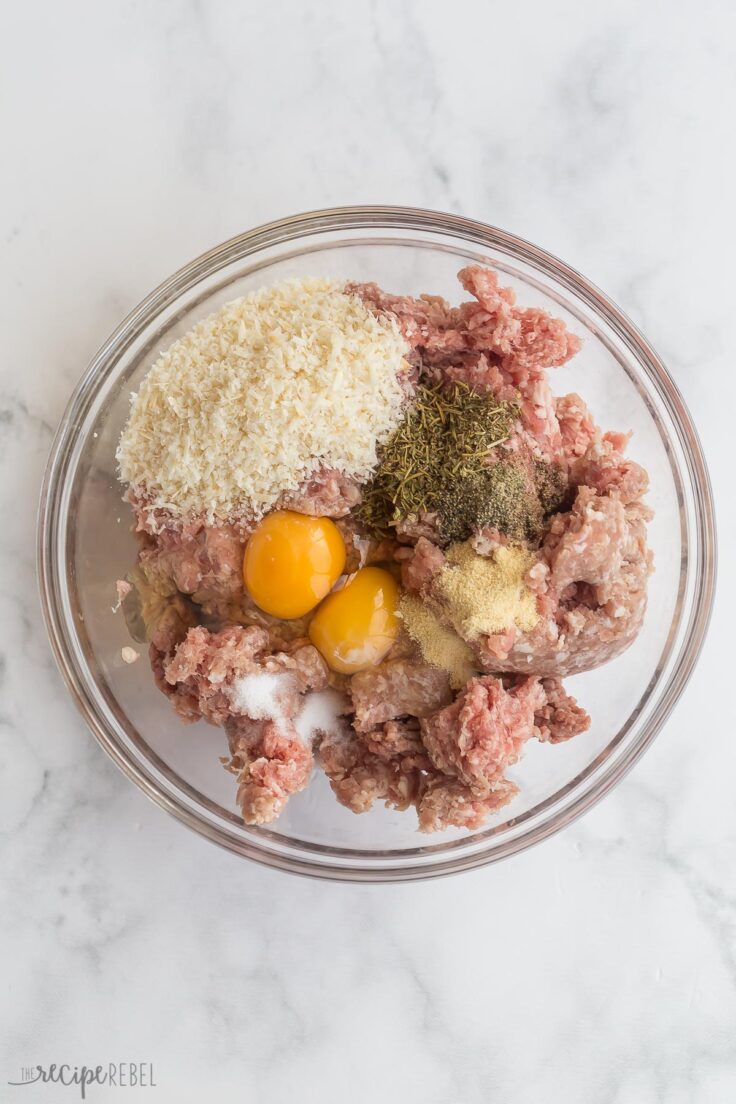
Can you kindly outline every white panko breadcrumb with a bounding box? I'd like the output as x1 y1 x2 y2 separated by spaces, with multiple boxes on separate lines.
116 278 410 523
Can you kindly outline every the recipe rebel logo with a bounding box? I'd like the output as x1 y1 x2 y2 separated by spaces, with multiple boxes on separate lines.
8 1062 156 1098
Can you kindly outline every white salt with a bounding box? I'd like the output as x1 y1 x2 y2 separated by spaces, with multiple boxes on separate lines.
293 689 348 746
230 672 348 748
230 671 292 722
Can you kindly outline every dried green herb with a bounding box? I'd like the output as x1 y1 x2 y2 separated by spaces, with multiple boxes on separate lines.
358 382 517 541
357 381 568 545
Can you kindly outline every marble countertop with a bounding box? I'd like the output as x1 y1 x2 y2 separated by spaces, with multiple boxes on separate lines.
2 2 734 1101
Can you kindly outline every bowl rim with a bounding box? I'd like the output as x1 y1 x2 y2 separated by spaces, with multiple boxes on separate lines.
37 205 717 882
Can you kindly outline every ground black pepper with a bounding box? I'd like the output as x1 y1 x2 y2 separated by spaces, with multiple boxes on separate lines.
436 462 532 543
534 459 569 517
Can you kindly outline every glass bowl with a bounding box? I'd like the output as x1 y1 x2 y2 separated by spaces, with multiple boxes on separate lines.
37 207 716 881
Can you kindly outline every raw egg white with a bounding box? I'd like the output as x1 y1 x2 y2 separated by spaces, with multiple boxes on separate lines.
308 566 400 674
243 510 346 619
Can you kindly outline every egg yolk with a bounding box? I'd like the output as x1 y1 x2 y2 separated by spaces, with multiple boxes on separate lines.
308 566 400 674
243 511 346 619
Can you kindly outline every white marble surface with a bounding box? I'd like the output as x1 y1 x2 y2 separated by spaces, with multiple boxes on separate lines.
2 1 735 1100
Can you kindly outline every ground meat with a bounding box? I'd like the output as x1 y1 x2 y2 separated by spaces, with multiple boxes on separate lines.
362 717 431 767
495 439 567 541
328 517 398 575
161 628 329 823
456 265 520 346
364 536 402 566
224 715 314 825
165 624 268 685
411 423 654 679
319 718 520 832
195 588 313 649
161 624 271 724
138 519 245 602
277 467 362 517
124 565 198 654
397 536 446 593
556 393 597 464
160 625 329 725
124 265 646 835
114 579 132 608
351 265 580 463
319 673 588 831
394 512 444 545
350 658 452 732
382 629 424 666
479 626 518 662
437 352 518 404
421 675 545 796
533 678 591 743
280 644 331 693
150 642 202 723
546 486 629 593
333 515 367 573
476 485 652 677
570 432 649 505
503 305 581 378
416 775 518 833
517 377 563 461
318 723 423 814
346 282 467 364
126 489 209 538
386 428 649 684
126 507 252 645
469 527 515 556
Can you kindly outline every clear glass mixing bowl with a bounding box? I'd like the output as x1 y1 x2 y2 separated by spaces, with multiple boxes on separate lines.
37 207 716 881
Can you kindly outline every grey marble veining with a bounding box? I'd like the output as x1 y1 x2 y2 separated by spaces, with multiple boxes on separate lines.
2 1 735 1100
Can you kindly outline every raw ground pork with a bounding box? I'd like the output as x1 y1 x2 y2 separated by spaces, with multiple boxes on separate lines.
122 265 649 832
224 715 314 826
349 265 581 463
319 673 589 828
362 271 653 678
475 436 652 677
149 624 333 824
397 429 652 678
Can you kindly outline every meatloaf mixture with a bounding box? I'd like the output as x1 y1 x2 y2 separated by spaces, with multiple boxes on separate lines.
116 269 652 832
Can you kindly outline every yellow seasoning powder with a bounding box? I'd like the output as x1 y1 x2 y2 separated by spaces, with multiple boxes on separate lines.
437 542 539 639
399 594 477 690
